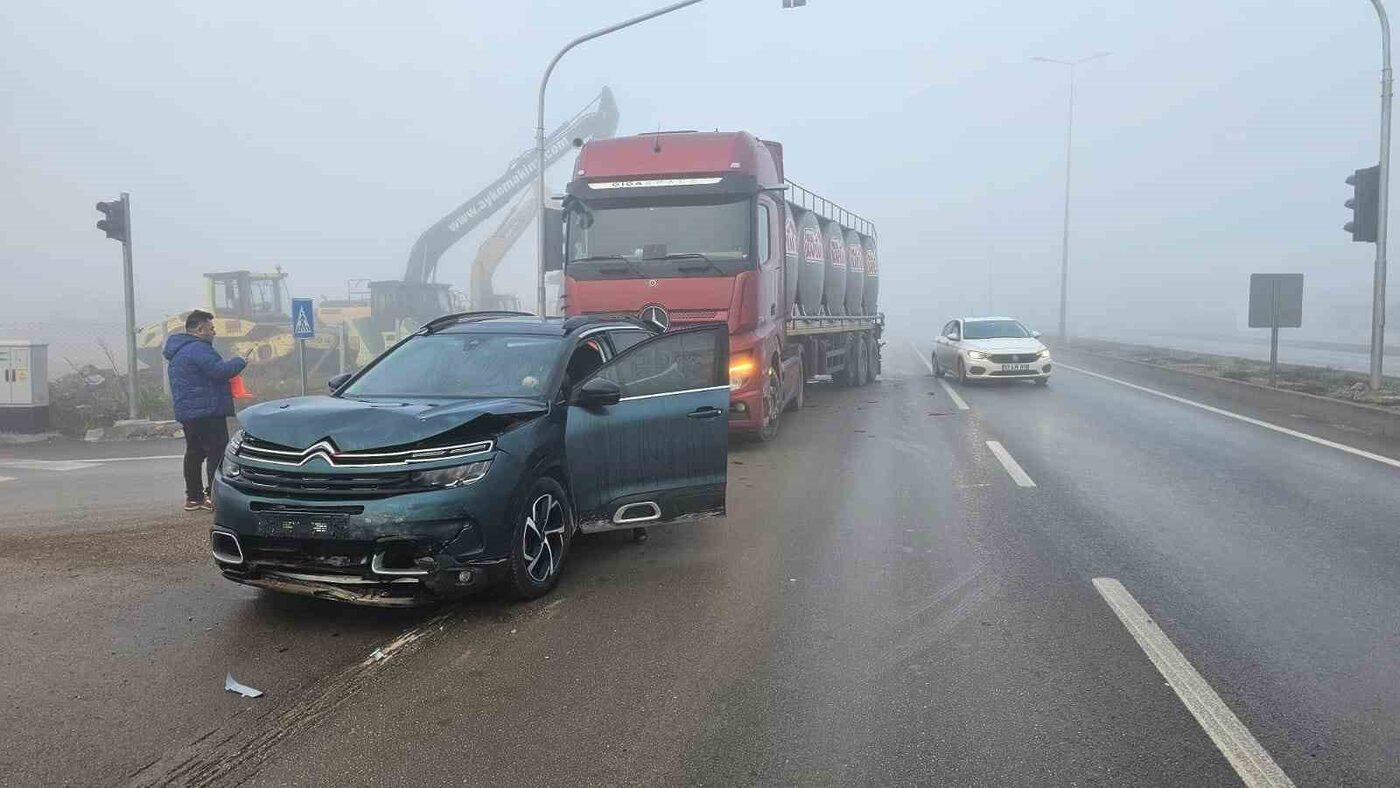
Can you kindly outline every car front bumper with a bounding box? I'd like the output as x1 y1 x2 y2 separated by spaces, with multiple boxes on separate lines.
963 355 1052 379
209 460 521 607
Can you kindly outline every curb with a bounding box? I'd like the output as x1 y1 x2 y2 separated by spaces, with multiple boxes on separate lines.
1057 346 1400 440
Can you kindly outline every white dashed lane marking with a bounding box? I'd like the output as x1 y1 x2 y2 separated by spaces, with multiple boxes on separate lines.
1093 578 1295 788
906 338 969 411
985 440 1036 487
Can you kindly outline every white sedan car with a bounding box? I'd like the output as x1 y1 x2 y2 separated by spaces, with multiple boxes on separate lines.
932 317 1051 386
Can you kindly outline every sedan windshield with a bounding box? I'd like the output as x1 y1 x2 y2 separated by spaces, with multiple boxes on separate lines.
342 333 559 399
567 198 750 275
963 320 1032 339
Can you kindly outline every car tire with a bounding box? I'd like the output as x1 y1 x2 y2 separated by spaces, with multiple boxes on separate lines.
506 475 574 600
757 362 782 442
932 352 942 378
956 358 968 386
785 355 805 412
1035 377 1049 387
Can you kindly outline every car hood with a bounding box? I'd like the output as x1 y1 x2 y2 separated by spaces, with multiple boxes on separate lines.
237 395 549 451
961 337 1046 354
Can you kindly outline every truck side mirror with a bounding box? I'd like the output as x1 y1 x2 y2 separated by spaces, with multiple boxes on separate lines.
572 376 621 409
327 372 352 393
543 207 565 272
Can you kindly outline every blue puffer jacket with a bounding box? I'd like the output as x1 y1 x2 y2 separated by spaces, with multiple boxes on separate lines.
163 333 247 422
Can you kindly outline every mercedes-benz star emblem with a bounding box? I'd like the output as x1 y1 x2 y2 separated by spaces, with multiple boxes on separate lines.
640 305 670 332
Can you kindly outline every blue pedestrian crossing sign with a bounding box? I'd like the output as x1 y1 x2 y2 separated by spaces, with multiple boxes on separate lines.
291 298 315 339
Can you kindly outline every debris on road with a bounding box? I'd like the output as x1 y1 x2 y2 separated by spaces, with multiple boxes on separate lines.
224 673 263 698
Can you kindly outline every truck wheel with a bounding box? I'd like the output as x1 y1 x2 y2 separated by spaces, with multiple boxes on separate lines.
834 345 855 387
869 339 881 381
506 476 574 600
785 355 805 412
857 338 870 386
756 362 782 442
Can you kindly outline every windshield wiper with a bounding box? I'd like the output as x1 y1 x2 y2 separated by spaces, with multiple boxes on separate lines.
572 254 644 277
654 253 726 275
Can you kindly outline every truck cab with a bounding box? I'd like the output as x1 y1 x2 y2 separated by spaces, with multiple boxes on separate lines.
561 131 790 437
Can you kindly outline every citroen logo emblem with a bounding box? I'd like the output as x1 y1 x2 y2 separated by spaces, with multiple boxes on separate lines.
640 305 670 332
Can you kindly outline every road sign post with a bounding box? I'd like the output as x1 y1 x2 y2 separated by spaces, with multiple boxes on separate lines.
291 298 315 396
1248 274 1304 387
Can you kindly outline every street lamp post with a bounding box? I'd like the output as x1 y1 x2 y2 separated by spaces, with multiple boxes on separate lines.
1034 52 1109 342
535 0 709 317
1368 0 1393 389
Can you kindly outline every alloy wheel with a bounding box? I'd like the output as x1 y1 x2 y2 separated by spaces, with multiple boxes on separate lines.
521 493 566 584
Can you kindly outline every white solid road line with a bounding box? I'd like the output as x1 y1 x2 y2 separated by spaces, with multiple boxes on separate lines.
906 338 970 410
939 379 970 411
985 440 1036 487
1059 362 1400 471
0 476 14 484
1092 578 1295 788
84 454 183 463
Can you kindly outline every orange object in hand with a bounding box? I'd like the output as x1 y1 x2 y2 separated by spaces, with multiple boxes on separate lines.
230 375 252 399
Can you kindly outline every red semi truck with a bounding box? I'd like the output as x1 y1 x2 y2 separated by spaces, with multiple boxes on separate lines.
560 130 882 440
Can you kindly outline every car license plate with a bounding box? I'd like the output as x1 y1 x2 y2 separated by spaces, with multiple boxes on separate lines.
1005 363 1030 371
256 513 348 539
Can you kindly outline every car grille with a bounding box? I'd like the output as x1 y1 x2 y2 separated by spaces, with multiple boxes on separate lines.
233 465 419 498
241 534 374 573
989 368 1040 376
988 353 1041 364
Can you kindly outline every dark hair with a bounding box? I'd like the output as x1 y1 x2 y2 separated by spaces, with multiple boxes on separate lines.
185 310 215 332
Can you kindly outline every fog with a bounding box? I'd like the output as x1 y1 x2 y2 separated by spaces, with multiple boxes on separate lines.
3 0 1396 368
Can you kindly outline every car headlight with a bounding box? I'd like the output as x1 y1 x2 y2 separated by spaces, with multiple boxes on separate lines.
221 458 242 478
228 429 245 453
965 350 987 360
411 460 491 489
1037 349 1051 359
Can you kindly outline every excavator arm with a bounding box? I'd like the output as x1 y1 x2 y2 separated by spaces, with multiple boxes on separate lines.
401 87 619 285
468 189 541 310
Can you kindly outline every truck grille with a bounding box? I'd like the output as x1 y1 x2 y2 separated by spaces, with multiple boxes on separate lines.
988 353 1041 364
232 465 418 498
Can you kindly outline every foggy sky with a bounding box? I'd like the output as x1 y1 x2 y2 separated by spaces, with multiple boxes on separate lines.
3 0 1394 347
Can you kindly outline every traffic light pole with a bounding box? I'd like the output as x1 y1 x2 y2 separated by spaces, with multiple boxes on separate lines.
1370 0 1392 390
120 192 139 420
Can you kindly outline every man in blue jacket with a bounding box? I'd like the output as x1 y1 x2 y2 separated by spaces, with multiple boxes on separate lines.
164 310 248 511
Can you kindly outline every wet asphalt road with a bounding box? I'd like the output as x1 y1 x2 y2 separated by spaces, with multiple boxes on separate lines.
3 341 1400 785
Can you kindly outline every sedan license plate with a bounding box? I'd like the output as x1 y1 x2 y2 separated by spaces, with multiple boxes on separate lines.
256 513 348 539
1004 363 1031 371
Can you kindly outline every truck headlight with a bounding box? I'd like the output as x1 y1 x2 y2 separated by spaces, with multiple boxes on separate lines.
966 350 987 360
729 352 756 391
411 460 491 489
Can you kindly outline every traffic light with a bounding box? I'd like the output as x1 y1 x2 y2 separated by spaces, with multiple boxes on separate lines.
96 198 128 243
1345 165 1380 243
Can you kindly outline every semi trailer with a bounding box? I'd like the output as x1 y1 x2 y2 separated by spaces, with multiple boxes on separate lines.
559 130 882 441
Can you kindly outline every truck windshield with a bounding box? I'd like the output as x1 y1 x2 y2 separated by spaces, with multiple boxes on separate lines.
567 197 751 277
341 333 559 399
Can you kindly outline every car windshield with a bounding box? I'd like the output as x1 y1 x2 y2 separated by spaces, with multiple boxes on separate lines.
962 319 1032 339
341 333 559 399
567 197 750 276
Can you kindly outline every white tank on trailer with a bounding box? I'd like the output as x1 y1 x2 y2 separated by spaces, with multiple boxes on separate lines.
843 228 865 315
821 219 847 315
861 235 878 315
795 209 825 315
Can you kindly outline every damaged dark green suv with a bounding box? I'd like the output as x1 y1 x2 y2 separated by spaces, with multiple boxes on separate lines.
210 313 729 606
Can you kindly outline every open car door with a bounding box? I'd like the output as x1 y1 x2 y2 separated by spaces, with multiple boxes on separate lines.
565 324 729 533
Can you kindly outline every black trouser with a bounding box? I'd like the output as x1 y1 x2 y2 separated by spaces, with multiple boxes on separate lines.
182 416 230 502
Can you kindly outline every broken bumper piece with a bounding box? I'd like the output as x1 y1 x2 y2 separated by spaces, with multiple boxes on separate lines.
219 559 508 608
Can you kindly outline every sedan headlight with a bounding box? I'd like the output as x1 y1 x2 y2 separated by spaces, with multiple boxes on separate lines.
411 460 491 489
965 350 987 360
1037 349 1051 359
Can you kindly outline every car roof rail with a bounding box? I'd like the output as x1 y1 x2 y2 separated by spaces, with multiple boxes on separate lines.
422 311 536 333
561 313 650 333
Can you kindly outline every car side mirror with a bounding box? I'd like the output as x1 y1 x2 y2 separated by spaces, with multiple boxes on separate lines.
1031 330 1042 339
572 377 621 408
327 372 352 393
